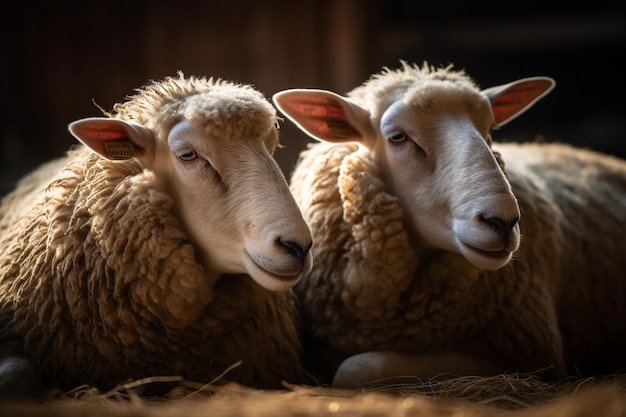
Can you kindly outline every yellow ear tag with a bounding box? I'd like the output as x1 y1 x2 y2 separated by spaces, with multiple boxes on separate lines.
104 141 134 160
327 122 354 139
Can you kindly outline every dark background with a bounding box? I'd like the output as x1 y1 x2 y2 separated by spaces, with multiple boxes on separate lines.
1 1 624 195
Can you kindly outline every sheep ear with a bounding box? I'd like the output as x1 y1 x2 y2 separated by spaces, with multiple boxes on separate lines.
68 118 156 167
483 77 555 127
273 89 372 144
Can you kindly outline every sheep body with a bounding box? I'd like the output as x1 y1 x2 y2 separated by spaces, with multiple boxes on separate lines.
275 62 626 386
0 73 312 396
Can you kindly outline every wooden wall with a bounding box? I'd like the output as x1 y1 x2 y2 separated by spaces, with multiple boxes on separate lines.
1 0 624 194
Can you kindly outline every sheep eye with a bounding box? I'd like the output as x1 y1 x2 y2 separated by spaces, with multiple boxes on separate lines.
177 150 197 161
388 131 407 144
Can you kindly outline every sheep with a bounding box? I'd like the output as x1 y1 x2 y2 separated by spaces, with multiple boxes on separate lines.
272 61 626 388
0 72 313 399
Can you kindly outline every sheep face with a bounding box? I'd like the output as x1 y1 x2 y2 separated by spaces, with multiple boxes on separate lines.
69 80 313 292
273 70 554 271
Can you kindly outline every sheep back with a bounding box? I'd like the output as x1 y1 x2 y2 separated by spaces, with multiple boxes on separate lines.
497 142 626 377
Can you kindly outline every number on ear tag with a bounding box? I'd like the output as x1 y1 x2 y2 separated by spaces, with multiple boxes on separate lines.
104 142 134 160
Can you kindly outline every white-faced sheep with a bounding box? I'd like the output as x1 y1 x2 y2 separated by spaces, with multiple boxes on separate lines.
0 73 313 399
273 61 626 388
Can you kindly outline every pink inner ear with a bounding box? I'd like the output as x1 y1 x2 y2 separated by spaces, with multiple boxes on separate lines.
297 111 361 140
71 119 137 160
492 100 524 125
71 118 133 141
78 126 131 141
281 95 361 140
492 79 553 126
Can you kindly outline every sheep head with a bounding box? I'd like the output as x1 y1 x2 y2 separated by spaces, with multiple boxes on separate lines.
69 74 313 291
273 63 554 271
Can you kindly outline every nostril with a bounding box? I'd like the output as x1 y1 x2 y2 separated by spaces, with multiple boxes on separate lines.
481 214 519 236
279 238 312 260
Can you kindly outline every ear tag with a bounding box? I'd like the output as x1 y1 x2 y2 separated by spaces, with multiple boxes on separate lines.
104 141 134 160
327 122 354 138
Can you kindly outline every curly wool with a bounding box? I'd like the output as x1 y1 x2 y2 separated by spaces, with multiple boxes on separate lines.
348 62 479 118
290 139 626 383
108 72 279 144
0 144 302 392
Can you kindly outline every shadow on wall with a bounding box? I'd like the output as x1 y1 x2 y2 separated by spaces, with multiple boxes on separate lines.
1 0 624 196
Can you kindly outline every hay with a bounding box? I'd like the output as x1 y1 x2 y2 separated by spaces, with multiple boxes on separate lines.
1 370 625 417
357 371 626 408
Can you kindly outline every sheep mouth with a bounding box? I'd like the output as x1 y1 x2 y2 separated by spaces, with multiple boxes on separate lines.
249 256 305 281
470 247 512 260
251 267 302 292
244 256 304 291
258 267 302 282
461 244 514 271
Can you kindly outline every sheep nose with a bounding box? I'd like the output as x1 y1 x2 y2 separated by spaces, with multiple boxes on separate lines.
279 238 312 261
481 214 519 236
